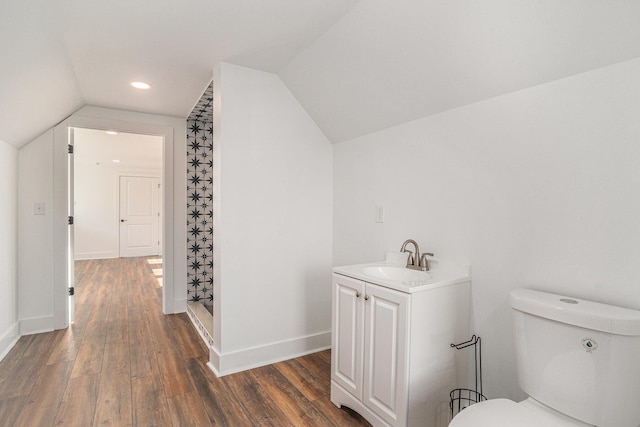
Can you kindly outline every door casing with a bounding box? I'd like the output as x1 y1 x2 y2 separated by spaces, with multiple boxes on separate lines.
53 115 176 329
118 175 161 258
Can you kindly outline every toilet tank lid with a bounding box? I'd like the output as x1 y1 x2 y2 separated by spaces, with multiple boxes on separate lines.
510 288 640 336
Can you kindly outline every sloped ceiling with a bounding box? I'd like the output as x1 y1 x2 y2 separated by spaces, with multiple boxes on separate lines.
2 0 640 148
0 0 358 147
0 2 84 147
279 0 640 143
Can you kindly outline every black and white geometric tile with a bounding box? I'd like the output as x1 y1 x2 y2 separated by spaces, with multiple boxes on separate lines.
187 82 213 122
186 82 214 307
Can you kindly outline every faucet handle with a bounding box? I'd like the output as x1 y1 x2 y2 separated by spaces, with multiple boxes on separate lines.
402 249 415 265
419 253 434 270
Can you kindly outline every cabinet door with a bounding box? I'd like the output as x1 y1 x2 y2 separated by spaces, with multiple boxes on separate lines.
363 283 410 426
332 274 365 399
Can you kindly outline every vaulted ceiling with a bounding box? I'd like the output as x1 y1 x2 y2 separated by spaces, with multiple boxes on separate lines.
2 0 639 148
0 0 358 147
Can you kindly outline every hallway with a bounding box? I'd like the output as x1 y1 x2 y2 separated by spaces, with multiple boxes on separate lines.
0 257 369 426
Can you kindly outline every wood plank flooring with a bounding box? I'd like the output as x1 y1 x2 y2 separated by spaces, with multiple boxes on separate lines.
0 257 370 426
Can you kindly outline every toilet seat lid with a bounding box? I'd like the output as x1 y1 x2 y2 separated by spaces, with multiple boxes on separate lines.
448 399 587 427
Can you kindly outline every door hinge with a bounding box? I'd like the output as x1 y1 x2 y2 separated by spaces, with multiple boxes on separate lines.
68 144 74 154
68 216 74 225
68 287 75 296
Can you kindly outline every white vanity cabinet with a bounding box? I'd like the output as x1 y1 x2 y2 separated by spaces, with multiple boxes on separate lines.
330 266 471 427
332 274 409 425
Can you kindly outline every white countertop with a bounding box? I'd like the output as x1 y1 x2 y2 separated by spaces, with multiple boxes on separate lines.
333 258 471 294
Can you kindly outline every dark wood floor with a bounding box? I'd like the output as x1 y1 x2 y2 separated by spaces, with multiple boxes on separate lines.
0 257 370 426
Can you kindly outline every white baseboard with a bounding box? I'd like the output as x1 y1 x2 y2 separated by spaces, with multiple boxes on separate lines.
0 322 20 362
163 296 187 315
173 298 187 314
19 315 54 335
207 359 221 377
208 330 331 377
74 251 118 261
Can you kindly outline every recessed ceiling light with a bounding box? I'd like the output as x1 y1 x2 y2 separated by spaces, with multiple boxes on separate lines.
105 130 118 135
112 160 121 163
130 81 151 90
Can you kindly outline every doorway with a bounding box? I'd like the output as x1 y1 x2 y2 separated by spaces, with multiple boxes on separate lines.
71 128 163 320
52 114 178 330
73 128 163 258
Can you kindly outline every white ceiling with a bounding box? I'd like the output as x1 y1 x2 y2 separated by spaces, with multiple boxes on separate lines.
74 128 162 170
2 0 639 148
279 0 640 143
0 0 358 147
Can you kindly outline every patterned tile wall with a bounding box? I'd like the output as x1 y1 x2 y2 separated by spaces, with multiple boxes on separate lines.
188 82 213 122
186 82 214 306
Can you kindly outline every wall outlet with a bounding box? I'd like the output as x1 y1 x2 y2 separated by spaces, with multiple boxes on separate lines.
375 205 385 223
34 202 45 215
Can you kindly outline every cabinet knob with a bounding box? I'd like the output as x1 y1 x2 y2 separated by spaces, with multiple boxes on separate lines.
364 295 370 301
356 291 361 298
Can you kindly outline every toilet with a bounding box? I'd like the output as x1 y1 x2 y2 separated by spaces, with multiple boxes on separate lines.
450 288 640 427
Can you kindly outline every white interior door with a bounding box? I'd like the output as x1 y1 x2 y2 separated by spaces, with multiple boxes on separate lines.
68 127 75 323
119 176 160 257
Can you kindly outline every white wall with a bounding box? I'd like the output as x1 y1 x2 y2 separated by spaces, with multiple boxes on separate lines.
74 156 162 261
333 58 640 400
212 63 333 374
18 130 55 334
0 139 18 360
74 160 161 260
18 107 187 335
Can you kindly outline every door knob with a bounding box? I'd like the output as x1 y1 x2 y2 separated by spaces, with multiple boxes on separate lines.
120 219 126 222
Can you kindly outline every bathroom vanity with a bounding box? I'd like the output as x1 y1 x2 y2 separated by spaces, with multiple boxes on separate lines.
331 260 471 427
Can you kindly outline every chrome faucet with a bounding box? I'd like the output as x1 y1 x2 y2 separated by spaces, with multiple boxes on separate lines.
400 239 434 271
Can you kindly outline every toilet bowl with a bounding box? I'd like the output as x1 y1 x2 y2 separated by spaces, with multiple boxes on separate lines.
449 398 591 427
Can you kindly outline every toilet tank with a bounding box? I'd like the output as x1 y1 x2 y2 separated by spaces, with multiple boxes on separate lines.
510 288 640 427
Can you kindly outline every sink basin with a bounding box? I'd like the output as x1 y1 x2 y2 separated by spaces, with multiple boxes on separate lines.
362 266 432 282
335 260 470 293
